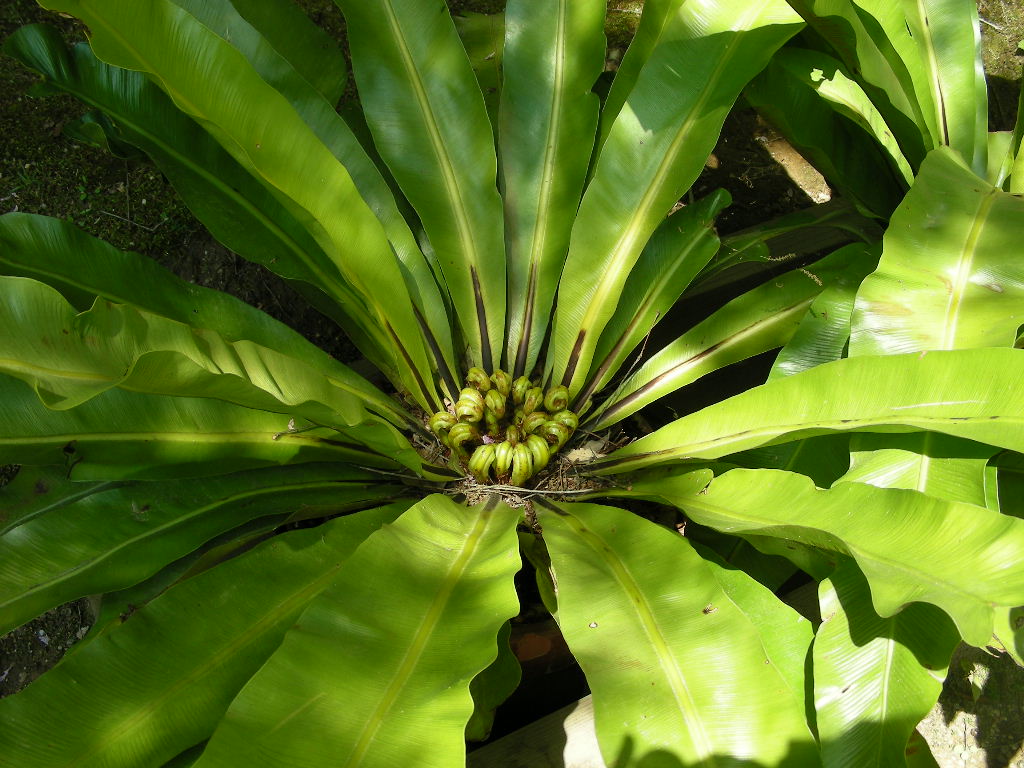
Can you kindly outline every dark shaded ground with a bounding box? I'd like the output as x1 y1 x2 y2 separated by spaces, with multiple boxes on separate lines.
0 599 92 695
921 645 1024 768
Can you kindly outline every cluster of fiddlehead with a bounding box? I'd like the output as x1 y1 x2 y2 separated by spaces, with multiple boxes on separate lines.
429 368 579 486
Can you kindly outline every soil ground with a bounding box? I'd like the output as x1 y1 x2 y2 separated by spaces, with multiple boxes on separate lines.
1 0 1022 765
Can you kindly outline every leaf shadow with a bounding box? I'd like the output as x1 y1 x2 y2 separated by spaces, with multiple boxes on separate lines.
935 643 1024 768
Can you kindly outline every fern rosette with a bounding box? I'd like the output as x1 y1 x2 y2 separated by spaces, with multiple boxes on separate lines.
0 1 1022 767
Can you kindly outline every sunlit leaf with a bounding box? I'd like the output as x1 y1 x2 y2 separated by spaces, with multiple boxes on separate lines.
0 213 414 430
550 0 803 395
666 468 1024 646
590 246 875 429
194 495 521 768
539 500 816 766
813 561 959 768
578 190 729 410
0 506 406 768
0 276 419 467
39 0 438 408
0 374 391 480
851 148 1024 356
500 0 604 376
337 0 506 370
595 348 1024 471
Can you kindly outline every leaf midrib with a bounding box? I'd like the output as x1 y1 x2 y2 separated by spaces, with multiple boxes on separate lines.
939 188 997 350
0 480 122 537
562 511 717 765
63 552 351 768
3 430 372 459
78 1 375 314
566 2 767 390
50 74 320 283
874 630 897 766
911 0 948 147
584 224 713 403
0 357 112 385
379 0 489 358
607 412 1024 466
515 0 568 363
4 337 367 432
340 505 496 768
594 296 812 428
2 481 380 611
684 490 1004 613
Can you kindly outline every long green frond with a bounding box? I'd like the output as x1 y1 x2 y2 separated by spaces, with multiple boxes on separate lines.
0 507 405 768
194 495 521 768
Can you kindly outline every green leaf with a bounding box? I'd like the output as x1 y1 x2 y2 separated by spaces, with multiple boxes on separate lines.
8 21 456 388
337 0 506 371
223 0 348 104
1010 80 1024 193
0 463 407 636
993 449 1024 509
594 348 1024 471
164 0 457 384
846 148 1023 505
466 621 521 742
769 243 878 380
582 464 834 579
61 109 144 159
550 0 803 395
583 465 714 503
696 544 812 704
785 0 937 167
589 248 859 429
577 190 729 410
697 201 880 295
0 374 394 480
689 531 800 594
900 0 988 176
991 605 1024 665
0 277 420 468
842 433 995 506
161 744 205 768
789 48 916 185
988 130 1015 188
905 729 941 767
518 530 559 619
499 0 605 377
40 0 438 408
454 11 504 134
0 213 414 431
77 517 287 649
851 148 1024 355
596 0 685 152
194 495 522 768
745 48 912 217
814 561 959 768
727 434 853 488
3 26 341 301
0 506 406 768
537 500 816 766
665 467 1024 646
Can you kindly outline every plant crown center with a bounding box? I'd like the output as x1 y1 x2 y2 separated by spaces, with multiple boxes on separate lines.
428 367 579 486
